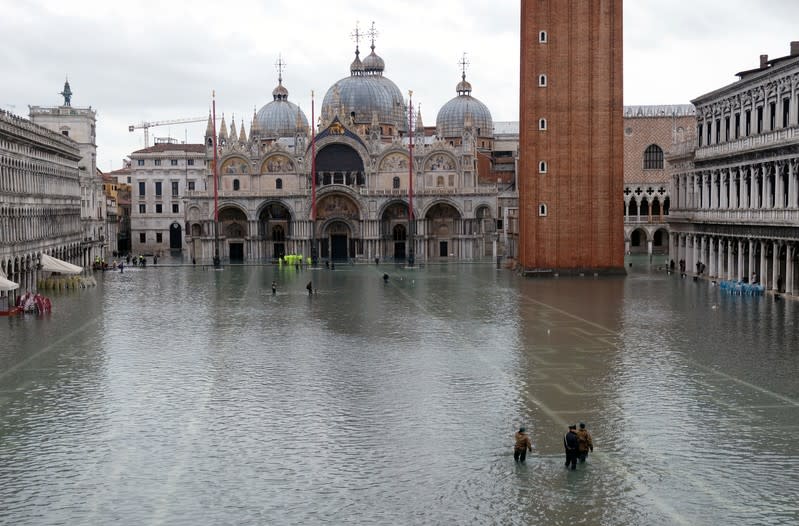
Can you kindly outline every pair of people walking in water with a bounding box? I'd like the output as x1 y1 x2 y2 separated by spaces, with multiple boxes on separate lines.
564 422 594 470
513 422 594 468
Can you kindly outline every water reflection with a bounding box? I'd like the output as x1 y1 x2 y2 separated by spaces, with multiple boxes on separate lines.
0 263 797 525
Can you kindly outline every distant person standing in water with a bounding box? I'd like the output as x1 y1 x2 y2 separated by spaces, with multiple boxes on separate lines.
271 281 277 295
306 281 313 295
514 427 533 463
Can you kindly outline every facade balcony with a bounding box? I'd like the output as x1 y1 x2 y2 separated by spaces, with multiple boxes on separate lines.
624 215 669 224
695 127 799 161
669 207 799 225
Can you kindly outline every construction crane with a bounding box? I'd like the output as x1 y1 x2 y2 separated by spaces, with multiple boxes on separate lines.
128 116 207 147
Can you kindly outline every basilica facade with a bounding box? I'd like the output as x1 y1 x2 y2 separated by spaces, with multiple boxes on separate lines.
181 40 504 264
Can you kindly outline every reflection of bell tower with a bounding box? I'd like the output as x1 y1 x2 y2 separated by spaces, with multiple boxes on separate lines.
518 0 624 274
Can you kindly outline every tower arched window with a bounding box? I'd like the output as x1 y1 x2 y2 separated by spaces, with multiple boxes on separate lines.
233 179 240 191
539 161 547 173
538 74 547 87
276 178 283 189
539 118 547 131
539 31 548 43
392 176 400 189
539 204 548 216
643 144 664 169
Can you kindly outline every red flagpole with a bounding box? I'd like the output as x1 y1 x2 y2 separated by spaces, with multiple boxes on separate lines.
212 90 220 267
311 91 316 222
408 90 414 265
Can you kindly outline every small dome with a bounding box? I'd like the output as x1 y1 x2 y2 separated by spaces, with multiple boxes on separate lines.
272 82 289 101
362 45 385 74
436 74 493 139
350 47 364 76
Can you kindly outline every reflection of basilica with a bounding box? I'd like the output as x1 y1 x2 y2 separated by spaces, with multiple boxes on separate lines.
184 30 510 262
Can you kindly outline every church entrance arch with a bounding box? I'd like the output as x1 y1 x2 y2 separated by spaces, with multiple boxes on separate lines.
219 206 248 261
317 193 361 261
315 144 365 188
380 201 409 261
426 202 461 259
259 202 292 260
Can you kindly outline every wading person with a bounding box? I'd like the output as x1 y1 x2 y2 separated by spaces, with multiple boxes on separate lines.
576 422 594 463
564 424 579 470
271 281 277 295
306 281 313 295
514 427 533 463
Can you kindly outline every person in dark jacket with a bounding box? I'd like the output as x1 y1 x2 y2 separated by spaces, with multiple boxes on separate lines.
514 427 533 463
564 424 579 470
576 422 594 463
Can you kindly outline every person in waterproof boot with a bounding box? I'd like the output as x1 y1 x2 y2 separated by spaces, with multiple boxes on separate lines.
576 422 594 463
514 427 533 463
564 424 579 470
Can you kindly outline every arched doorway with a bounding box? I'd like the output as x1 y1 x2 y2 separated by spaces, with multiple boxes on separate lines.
169 222 182 250
380 202 409 261
259 202 292 260
219 206 248 261
630 228 647 253
317 194 361 261
426 202 461 258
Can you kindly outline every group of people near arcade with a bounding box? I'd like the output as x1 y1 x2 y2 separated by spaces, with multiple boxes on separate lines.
513 422 594 470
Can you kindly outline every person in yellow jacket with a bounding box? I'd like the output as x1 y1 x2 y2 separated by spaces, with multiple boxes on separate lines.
514 427 533 463
577 422 594 463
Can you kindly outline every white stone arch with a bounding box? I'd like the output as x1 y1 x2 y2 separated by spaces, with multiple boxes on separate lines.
219 154 252 175
420 198 465 219
255 198 297 222
421 150 459 173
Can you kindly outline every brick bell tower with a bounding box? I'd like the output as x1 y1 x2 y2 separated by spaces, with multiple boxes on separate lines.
518 0 625 274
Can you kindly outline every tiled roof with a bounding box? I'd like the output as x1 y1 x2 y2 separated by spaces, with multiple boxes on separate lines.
131 143 206 154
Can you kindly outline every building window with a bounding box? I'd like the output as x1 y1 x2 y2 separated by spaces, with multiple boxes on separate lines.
139 232 146 243
155 181 162 196
138 181 145 196
756 107 763 134
155 204 163 214
735 113 741 139
769 102 776 130
539 118 547 131
154 159 161 166
539 31 547 43
137 159 145 166
643 144 664 169
188 181 195 191
233 179 240 191
783 98 791 128
276 178 283 189
188 159 194 166
538 74 547 87
538 204 548 216
393 176 400 189
745 109 751 135
724 116 730 142
171 181 179 196
170 159 177 166
697 124 703 147
539 161 547 173
715 119 720 144
61 130 69 136
172 203 179 214
156 233 163 243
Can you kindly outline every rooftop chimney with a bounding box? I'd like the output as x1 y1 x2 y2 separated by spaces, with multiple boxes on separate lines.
791 41 799 56
760 54 769 68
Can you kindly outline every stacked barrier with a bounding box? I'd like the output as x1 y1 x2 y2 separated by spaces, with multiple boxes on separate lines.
718 280 765 296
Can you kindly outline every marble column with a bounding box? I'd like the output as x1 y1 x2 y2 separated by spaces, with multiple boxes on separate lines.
786 245 795 296
775 162 784 209
737 239 745 282
727 239 735 281
773 241 781 291
760 240 769 288
748 239 755 281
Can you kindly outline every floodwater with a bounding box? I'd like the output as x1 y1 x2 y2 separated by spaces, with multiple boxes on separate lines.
1 260 797 525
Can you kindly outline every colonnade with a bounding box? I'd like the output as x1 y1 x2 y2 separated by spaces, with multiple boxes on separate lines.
671 233 797 296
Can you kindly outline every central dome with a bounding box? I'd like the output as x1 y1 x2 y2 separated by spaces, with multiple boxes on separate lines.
321 44 407 133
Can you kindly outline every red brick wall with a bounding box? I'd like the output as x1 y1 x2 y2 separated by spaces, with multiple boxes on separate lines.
518 0 624 272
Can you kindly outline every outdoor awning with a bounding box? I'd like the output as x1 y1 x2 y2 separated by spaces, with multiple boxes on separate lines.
40 254 83 275
0 274 19 292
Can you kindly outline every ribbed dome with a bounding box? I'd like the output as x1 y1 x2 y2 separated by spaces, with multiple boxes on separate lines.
436 74 493 139
255 80 309 138
321 47 406 132
362 45 385 74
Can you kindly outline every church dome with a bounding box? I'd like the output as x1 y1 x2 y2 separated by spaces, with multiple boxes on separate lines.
254 78 309 138
321 45 407 132
436 73 493 139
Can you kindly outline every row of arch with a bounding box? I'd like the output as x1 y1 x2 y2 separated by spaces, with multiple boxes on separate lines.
0 206 81 244
1 244 85 292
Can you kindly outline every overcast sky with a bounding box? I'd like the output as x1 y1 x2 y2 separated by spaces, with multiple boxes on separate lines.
2 0 798 171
